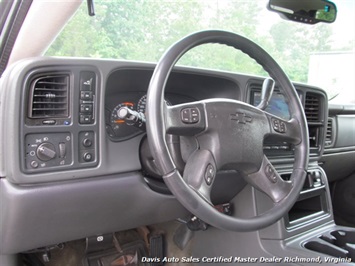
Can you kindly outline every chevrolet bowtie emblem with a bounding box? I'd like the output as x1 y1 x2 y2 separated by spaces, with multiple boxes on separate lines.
230 112 252 124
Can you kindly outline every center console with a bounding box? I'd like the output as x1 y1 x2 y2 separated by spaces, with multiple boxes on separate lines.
247 81 355 264
284 170 329 229
255 165 355 265
305 230 355 261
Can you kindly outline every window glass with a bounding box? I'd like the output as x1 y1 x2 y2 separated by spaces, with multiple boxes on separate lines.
46 0 355 103
0 0 14 36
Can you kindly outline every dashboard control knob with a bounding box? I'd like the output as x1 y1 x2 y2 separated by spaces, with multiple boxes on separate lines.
82 138 92 147
36 143 56 161
30 161 39 168
83 152 93 162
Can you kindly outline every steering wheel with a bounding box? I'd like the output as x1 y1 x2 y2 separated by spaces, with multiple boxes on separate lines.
146 30 309 231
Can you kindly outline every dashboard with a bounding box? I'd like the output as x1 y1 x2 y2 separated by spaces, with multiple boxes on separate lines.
0 58 329 254
0 59 330 184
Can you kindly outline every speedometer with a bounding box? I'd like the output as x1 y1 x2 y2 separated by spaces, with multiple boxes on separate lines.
137 94 171 114
137 95 147 113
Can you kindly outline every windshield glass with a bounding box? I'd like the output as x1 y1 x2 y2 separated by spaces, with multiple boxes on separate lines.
46 0 355 103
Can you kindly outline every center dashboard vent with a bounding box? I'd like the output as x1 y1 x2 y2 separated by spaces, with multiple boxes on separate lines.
305 93 320 122
28 74 69 118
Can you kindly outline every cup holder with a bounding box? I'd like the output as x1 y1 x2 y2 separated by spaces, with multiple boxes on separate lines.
304 230 355 261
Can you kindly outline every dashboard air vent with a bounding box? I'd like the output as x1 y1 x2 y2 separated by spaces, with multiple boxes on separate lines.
305 93 320 122
28 74 69 118
325 118 334 147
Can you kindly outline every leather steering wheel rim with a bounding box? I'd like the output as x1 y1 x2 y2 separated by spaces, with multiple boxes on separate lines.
146 30 309 231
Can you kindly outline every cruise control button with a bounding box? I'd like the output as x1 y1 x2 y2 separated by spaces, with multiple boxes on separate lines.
272 118 286 133
204 164 215 185
280 121 286 133
265 164 277 183
265 164 274 177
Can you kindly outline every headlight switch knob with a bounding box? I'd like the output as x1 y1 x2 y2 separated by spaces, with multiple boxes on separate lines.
36 143 56 161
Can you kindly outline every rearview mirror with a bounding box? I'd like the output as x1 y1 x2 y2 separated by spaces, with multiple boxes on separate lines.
268 0 337 24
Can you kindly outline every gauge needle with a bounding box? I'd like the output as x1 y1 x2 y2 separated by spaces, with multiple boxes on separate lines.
115 120 125 123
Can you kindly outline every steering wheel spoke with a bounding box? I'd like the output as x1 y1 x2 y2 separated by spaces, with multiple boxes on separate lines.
247 155 293 203
265 113 302 145
183 149 217 204
165 101 206 136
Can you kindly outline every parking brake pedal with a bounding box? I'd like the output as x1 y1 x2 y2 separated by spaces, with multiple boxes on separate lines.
186 216 208 231
174 203 232 250
149 235 164 266
85 233 114 254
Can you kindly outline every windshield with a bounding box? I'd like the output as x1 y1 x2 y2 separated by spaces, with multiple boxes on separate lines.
46 0 355 103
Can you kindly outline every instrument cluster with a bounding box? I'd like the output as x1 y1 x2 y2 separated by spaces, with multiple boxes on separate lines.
105 92 185 141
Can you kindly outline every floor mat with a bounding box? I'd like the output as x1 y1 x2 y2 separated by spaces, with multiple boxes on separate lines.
28 221 194 266
84 240 148 266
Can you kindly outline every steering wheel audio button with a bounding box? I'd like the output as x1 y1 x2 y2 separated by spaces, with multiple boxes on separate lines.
181 108 190 123
181 107 200 124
